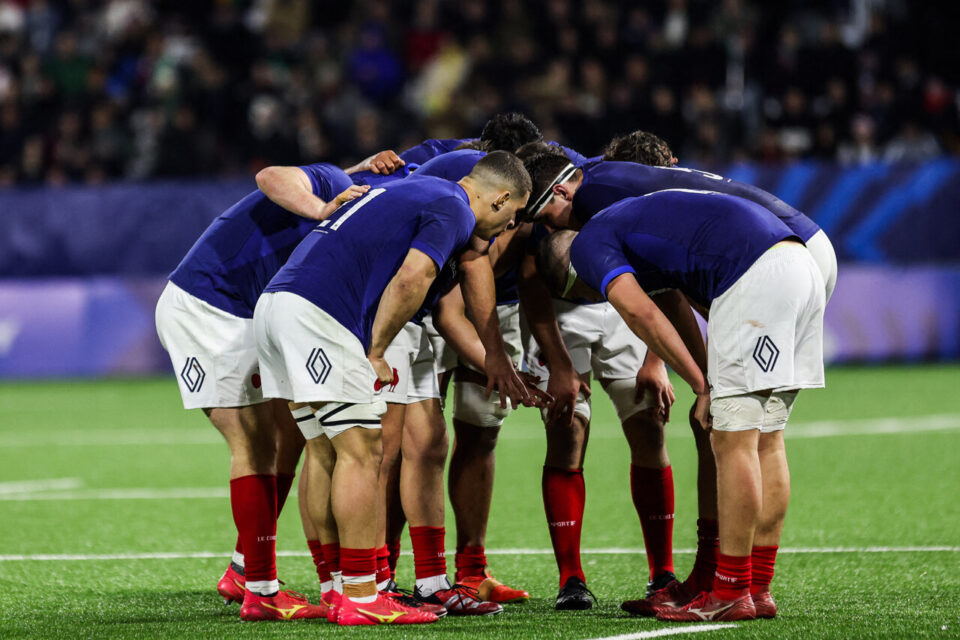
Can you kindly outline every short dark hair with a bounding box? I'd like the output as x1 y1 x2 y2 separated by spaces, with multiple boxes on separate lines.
480 112 542 152
535 229 578 297
603 130 675 166
515 140 568 162
469 150 532 197
521 153 581 221
454 139 493 152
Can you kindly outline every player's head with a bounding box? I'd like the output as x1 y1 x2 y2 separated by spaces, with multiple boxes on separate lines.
460 150 532 240
535 229 602 302
521 153 584 230
515 140 568 162
603 130 678 167
480 112 543 152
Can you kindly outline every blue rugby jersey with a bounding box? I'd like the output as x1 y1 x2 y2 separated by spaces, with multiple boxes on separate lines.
350 163 418 188
570 190 797 309
572 160 820 242
264 176 477 349
169 163 353 318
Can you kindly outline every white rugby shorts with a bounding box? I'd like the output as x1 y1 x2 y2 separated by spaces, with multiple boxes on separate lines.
452 303 523 427
805 229 837 303
524 300 648 381
382 321 441 404
421 314 458 375
155 282 266 410
253 291 383 406
707 243 826 400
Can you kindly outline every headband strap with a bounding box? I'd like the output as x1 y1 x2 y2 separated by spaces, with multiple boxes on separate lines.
526 163 577 220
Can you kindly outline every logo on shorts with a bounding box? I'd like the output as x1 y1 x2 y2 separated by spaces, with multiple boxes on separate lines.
752 336 780 372
180 357 205 392
306 347 333 384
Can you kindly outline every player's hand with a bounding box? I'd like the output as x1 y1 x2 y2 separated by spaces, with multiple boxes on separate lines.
518 370 552 409
369 150 404 175
484 350 528 410
545 361 590 428
693 392 711 431
334 184 369 206
368 355 394 387
635 360 675 422
319 184 369 219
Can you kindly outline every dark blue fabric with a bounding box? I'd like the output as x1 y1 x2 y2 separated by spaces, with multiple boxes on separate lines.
264 176 476 349
574 160 820 241
571 191 796 307
168 163 353 318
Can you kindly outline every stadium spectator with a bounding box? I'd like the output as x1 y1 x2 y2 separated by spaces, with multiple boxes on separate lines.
0 0 954 185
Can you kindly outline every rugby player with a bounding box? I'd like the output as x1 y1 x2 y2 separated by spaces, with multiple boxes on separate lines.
253 152 531 625
522 144 838 613
539 189 826 622
154 162 368 621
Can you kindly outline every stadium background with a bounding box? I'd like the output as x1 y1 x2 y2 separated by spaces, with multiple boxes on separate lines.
0 1 958 639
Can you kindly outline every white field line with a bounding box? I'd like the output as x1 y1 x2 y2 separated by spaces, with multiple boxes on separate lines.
4 413 958 448
0 546 955 562
0 487 230 501
0 477 83 494
585 625 737 640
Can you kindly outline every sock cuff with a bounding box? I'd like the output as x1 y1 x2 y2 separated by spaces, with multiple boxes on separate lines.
229 473 276 485
543 466 583 476
376 544 390 559
630 464 673 480
340 547 377 577
409 525 445 536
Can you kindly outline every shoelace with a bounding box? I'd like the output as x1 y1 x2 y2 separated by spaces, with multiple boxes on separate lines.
682 590 711 611
447 583 483 605
386 588 425 608
282 590 308 602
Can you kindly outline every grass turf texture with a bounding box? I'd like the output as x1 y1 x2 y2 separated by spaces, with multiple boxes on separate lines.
0 364 958 639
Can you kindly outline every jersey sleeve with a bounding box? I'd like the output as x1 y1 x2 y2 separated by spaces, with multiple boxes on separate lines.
298 163 353 202
570 225 635 298
410 197 476 270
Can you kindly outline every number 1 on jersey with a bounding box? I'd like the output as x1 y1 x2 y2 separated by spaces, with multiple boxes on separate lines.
320 187 386 230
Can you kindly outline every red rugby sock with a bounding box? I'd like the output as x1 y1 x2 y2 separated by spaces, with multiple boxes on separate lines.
630 464 675 578
455 545 488 581
713 552 751 601
683 518 719 593
410 526 447 579
229 474 277 582
542 466 586 586
750 545 778 594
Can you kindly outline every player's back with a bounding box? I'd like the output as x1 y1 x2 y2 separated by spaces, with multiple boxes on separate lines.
265 176 476 347
417 149 485 181
573 189 797 307
169 163 352 318
574 161 820 241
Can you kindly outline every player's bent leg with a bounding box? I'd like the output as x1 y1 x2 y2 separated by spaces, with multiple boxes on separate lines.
616 404 677 605
750 400 794 619
543 403 592 609
658 396 761 623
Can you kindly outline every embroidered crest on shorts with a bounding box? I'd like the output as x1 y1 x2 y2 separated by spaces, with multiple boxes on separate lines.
306 347 333 384
180 357 206 392
752 336 780 372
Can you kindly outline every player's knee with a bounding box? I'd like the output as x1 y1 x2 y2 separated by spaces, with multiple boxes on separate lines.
604 377 658 423
452 381 511 428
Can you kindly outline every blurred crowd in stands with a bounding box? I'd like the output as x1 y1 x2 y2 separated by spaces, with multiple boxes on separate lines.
0 0 956 185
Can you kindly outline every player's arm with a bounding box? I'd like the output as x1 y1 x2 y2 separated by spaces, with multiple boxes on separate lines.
605 274 711 430
458 235 530 409
518 250 589 427
256 166 369 220
432 284 486 372
635 289 705 420
367 249 438 384
342 150 405 175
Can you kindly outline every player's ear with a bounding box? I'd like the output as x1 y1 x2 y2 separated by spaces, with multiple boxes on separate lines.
554 184 573 200
492 191 510 211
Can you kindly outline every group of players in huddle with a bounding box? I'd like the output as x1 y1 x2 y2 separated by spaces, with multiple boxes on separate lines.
155 113 836 625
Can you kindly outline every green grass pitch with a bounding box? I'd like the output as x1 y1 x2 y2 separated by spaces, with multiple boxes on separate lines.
1 365 958 639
